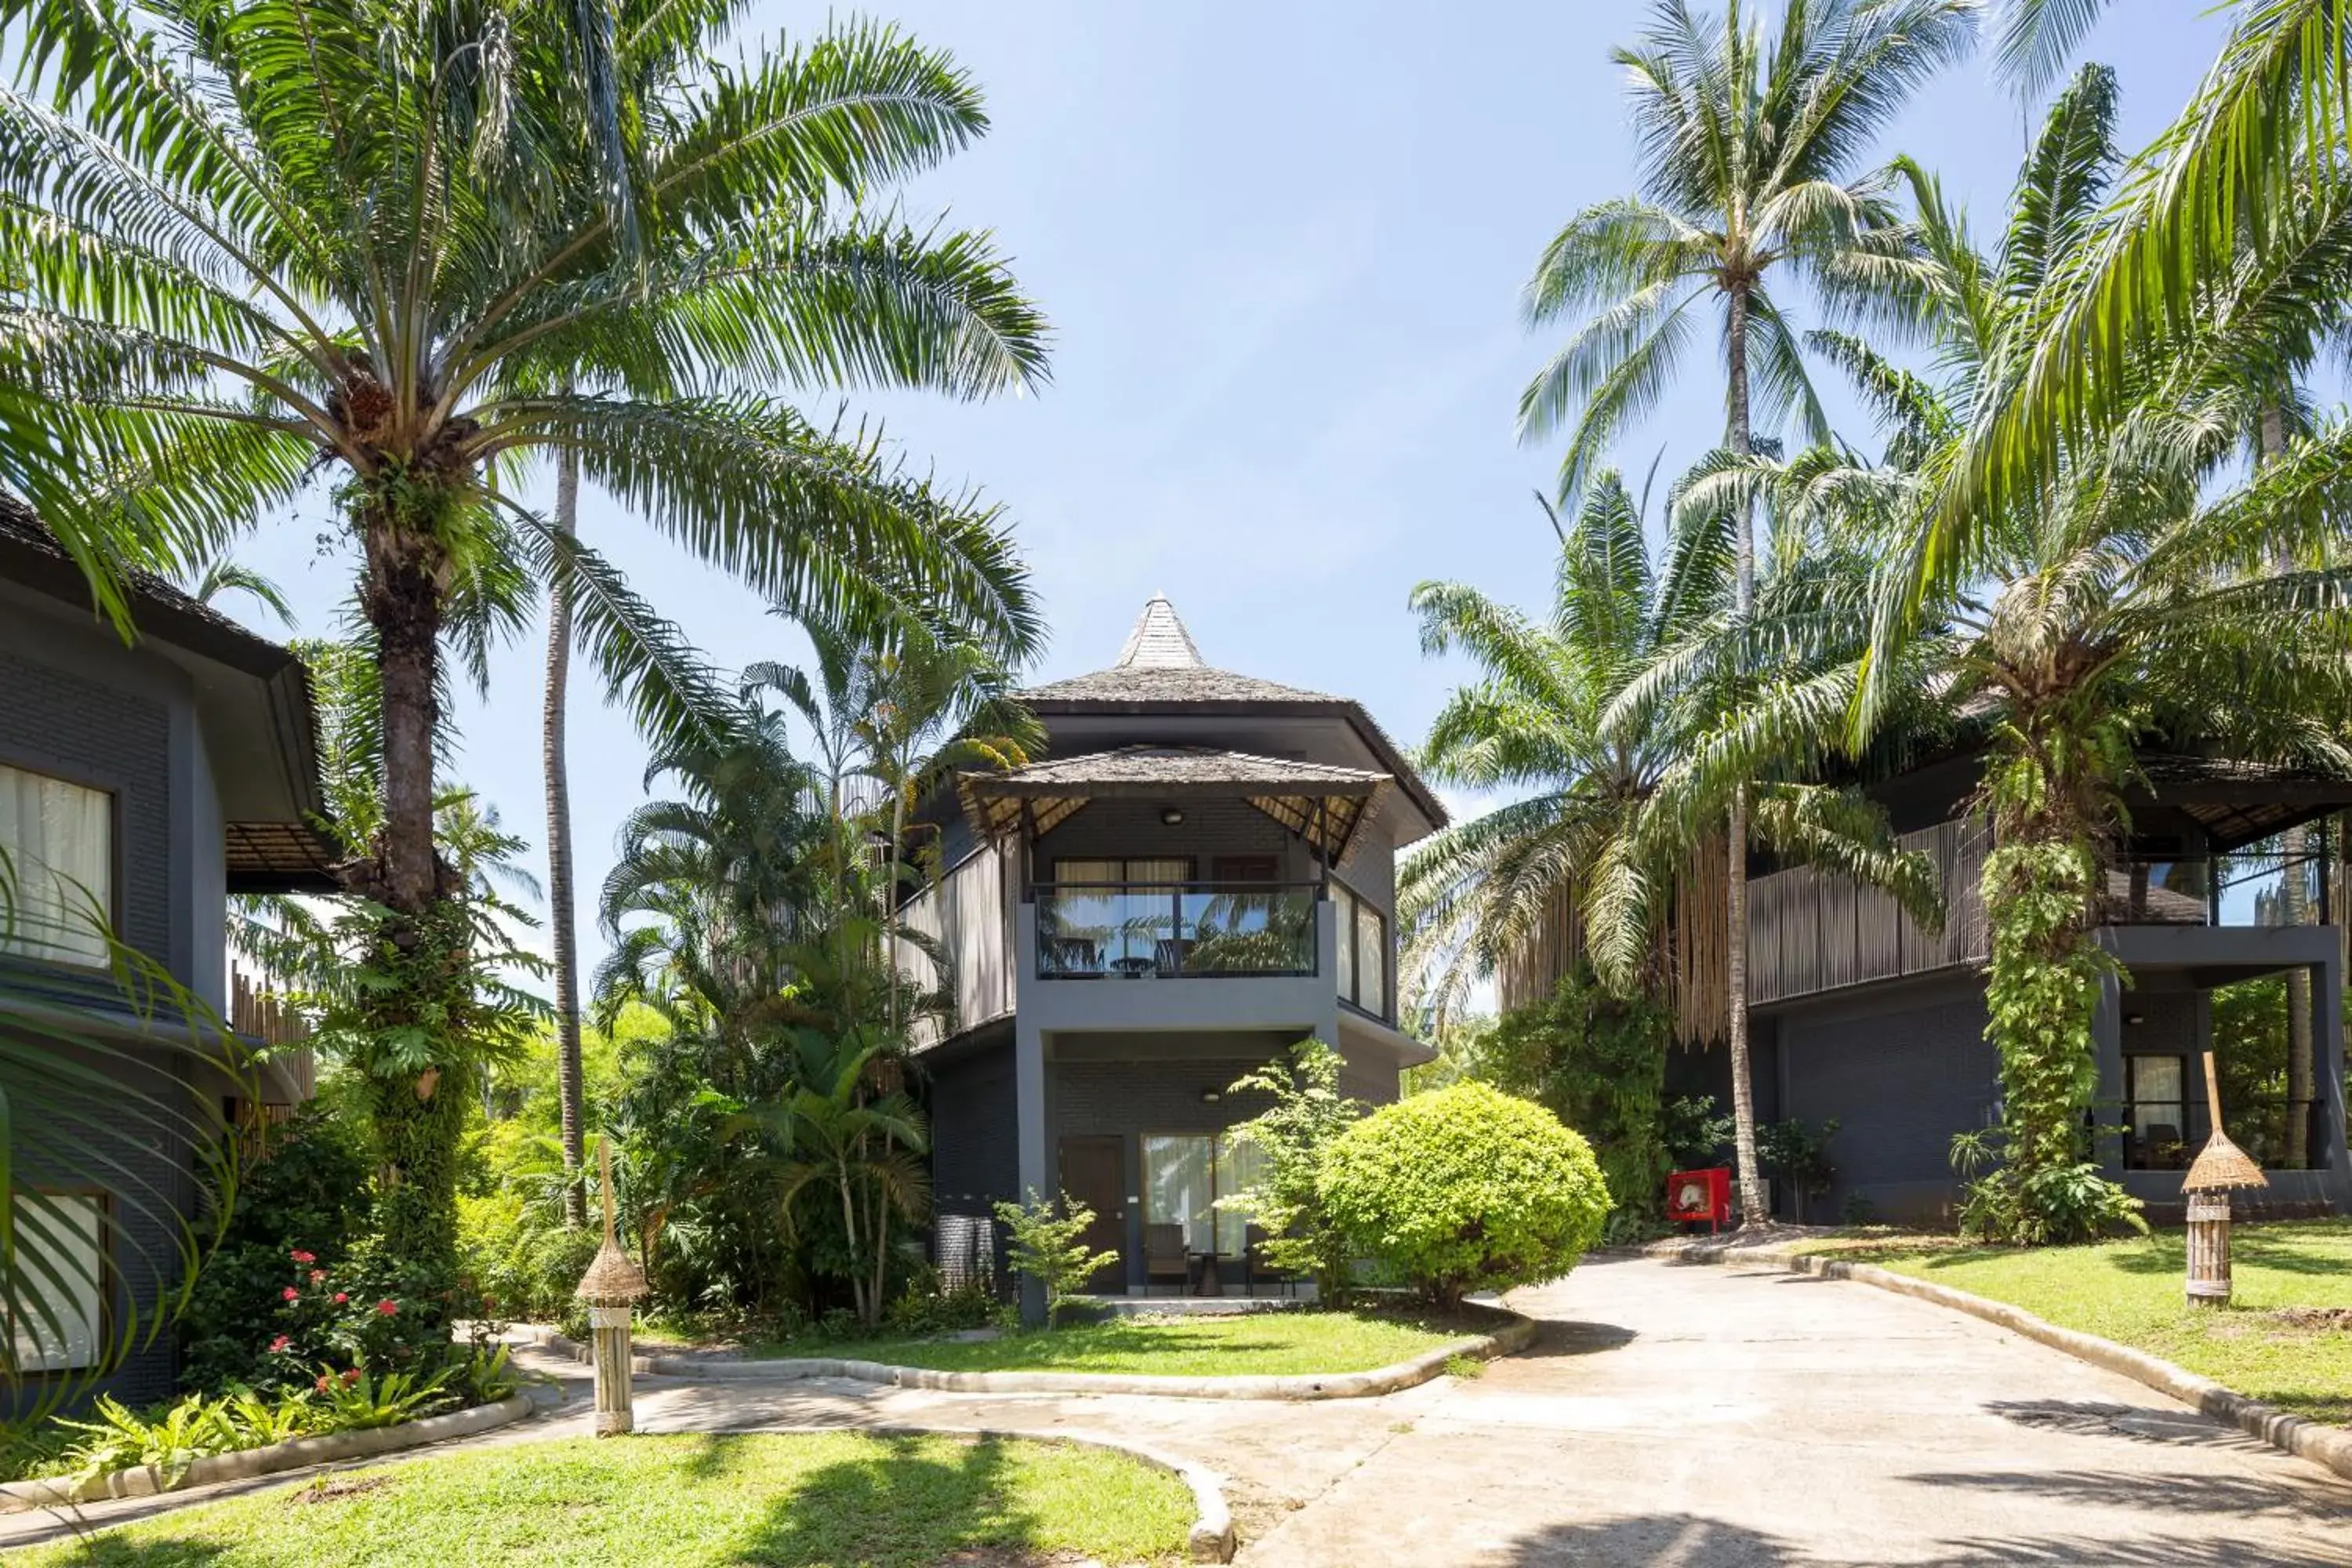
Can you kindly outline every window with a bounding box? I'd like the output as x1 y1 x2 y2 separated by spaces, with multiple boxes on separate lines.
0 763 112 965
2125 1056 2190 1171
1141 1131 1269 1257
8 1192 106 1372
1052 857 1194 885
1330 881 1387 1016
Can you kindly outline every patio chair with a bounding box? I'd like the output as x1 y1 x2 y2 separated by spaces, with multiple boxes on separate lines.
1243 1225 1296 1299
1144 1223 1189 1295
1153 937 1192 977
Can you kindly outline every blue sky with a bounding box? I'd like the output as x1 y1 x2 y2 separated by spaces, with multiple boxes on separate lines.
221 2 2230 985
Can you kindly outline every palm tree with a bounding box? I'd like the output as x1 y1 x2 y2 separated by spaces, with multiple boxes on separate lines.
1920 0 2352 571
0 0 1047 1269
1523 0 1976 1227
1838 65 2352 1235
184 558 296 628
1402 472 1936 1197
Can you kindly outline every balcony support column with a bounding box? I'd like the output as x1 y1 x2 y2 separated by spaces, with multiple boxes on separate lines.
1014 909 1050 1325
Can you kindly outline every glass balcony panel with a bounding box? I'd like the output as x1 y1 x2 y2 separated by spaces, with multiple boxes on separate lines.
1036 883 1318 978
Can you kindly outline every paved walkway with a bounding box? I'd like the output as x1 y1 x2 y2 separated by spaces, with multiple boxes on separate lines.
1243 1256 2352 1567
4 1256 2348 1564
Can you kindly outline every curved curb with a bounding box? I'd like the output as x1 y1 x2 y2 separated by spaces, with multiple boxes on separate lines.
724 1421 1234 1563
1679 1243 2352 1486
519 1308 1534 1401
0 1392 539 1513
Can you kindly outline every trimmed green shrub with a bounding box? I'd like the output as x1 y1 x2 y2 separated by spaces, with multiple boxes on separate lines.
1317 1083 1610 1308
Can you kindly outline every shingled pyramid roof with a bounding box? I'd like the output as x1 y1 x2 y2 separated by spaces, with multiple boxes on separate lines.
1113 593 1204 670
1014 595 1448 833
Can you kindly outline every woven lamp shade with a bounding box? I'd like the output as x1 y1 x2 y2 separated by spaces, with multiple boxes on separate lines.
575 1136 651 1304
2182 1129 2268 1194
2182 1051 2270 1196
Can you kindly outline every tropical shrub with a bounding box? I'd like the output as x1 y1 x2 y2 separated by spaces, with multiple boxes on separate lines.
457 1191 601 1325
993 1192 1116 1313
1219 1040 1363 1301
1318 1083 1610 1308
178 1105 374 1394
1484 968 1674 1233
1755 1118 1841 1225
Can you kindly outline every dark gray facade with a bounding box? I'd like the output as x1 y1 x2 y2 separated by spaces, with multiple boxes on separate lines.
0 512 326 1410
906 597 1443 1310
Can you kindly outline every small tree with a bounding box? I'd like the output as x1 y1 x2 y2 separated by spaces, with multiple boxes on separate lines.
1218 1040 1362 1303
993 1191 1116 1316
1484 967 1674 1232
1319 1083 1610 1309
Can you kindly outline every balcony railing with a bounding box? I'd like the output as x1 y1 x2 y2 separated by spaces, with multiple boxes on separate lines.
2102 844 2331 927
1035 882 1319 980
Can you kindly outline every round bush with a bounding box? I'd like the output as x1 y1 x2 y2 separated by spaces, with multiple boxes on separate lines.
1316 1083 1610 1307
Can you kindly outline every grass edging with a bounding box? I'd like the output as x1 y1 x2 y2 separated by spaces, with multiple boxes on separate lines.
1675 1242 2352 1486
0 1392 539 1514
520 1305 1536 1401
721 1421 1234 1563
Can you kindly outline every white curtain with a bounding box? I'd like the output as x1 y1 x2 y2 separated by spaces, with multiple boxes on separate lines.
1355 898 1386 1014
9 1194 104 1372
1143 1134 1214 1251
1332 885 1357 1001
0 764 111 964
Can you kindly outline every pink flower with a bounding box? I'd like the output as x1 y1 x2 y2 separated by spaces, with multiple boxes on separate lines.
308 1270 326 1285
332 1292 347 1305
282 1287 300 1302
314 1374 332 1393
375 1299 398 1316
289 1250 316 1265
268 1334 290 1353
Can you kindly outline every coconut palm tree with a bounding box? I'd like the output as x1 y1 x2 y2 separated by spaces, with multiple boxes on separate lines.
1922 0 2352 569
0 0 1047 1269
1828 64 2352 1236
1522 0 1976 1228
1401 470 1937 1156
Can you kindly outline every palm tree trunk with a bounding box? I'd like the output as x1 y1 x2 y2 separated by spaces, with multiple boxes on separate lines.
2259 400 2315 1169
1722 278 1768 1226
544 445 589 1226
356 507 466 1278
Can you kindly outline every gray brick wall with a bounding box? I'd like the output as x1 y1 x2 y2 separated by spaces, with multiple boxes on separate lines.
0 648 173 960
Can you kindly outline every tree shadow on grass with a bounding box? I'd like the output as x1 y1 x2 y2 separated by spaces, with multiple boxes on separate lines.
13 1531 235 1567
727 1434 1052 1568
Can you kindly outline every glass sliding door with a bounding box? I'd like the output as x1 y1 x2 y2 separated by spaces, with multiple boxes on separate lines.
1141 1131 1271 1260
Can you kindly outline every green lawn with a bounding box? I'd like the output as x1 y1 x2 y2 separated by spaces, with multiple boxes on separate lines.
1803 1219 2352 1425
753 1307 1475 1377
15 1432 1194 1567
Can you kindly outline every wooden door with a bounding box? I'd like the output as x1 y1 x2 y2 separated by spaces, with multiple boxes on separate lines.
1056 1135 1127 1293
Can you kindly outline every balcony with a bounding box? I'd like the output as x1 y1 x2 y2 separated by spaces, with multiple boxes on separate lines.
1034 882 1319 980
2102 843 2332 927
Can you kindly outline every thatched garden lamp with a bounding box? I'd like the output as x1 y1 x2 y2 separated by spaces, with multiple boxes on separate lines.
575 1135 649 1435
2181 1051 2267 1309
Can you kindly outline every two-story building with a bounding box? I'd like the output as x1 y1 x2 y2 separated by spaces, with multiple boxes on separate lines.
899 596 1443 1303
1508 746 2352 1227
1 500 331 1406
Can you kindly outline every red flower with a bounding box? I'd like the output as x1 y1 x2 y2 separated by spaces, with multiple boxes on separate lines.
308 1269 326 1284
375 1299 398 1316
481 1295 497 1309
341 1369 361 1385
289 1250 316 1265
314 1374 332 1393
268 1334 290 1353
282 1286 300 1302
333 1292 348 1305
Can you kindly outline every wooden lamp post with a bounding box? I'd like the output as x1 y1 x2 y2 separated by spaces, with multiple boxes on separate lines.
2181 1051 2267 1309
574 1135 649 1436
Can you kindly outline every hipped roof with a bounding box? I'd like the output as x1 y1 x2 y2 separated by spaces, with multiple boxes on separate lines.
958 745 1392 862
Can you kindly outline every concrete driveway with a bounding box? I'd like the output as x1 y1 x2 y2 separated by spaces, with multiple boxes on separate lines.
1241 1255 2352 1566
5 1255 2347 1564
